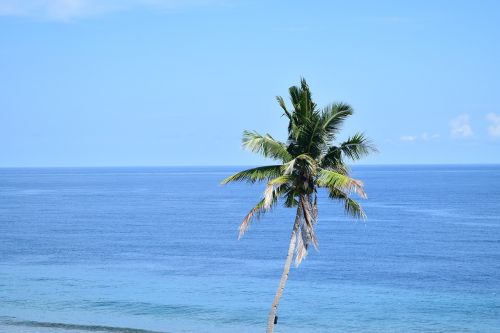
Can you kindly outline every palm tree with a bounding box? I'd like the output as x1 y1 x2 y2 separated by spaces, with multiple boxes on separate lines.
221 79 376 333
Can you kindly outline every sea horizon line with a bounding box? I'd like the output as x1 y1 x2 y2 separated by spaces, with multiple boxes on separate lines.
1 163 500 169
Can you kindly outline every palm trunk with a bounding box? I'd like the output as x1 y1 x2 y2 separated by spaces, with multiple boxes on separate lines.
266 206 301 333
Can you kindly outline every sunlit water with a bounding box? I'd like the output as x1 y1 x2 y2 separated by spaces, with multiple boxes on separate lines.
1 166 499 333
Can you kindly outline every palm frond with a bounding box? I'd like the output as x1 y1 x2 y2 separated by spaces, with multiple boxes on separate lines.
285 79 317 144
294 195 318 266
339 132 377 161
288 85 302 110
221 165 283 184
301 112 325 158
320 103 353 141
320 146 343 170
299 78 316 115
238 198 267 239
327 187 367 219
239 181 289 239
268 175 292 185
282 154 317 176
264 177 291 209
276 96 291 119
242 130 292 162
316 168 367 199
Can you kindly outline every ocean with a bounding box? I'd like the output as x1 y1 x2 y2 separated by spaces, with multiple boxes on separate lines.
0 165 499 333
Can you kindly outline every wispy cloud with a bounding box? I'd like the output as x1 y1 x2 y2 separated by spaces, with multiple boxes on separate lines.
0 0 221 21
421 132 440 141
486 113 500 138
400 132 440 142
400 135 417 142
450 114 473 138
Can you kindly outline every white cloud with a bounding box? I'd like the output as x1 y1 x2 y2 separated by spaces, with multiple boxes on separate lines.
420 132 440 141
400 132 440 142
0 0 221 21
400 135 417 142
450 114 473 138
486 113 500 138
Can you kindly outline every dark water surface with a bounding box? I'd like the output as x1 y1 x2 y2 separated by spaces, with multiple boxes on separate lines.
1 166 499 332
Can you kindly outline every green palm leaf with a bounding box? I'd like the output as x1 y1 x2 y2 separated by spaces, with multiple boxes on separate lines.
327 187 367 219
282 153 317 176
339 132 377 160
316 168 367 199
221 165 283 184
276 95 291 120
320 102 353 141
242 130 292 162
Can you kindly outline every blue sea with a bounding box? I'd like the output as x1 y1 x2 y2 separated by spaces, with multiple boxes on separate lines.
1 165 499 333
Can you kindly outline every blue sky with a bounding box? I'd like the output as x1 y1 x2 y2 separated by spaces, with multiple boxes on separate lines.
1 0 499 166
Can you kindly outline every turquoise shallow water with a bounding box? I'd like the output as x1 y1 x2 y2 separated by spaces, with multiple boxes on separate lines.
0 165 499 333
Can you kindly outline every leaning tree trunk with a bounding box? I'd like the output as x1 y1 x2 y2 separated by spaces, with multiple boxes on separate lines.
266 206 301 333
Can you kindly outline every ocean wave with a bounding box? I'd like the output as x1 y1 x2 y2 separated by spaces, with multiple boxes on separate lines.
2 318 168 333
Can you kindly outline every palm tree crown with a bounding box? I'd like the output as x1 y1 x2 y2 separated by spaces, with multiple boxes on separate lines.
223 78 376 265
